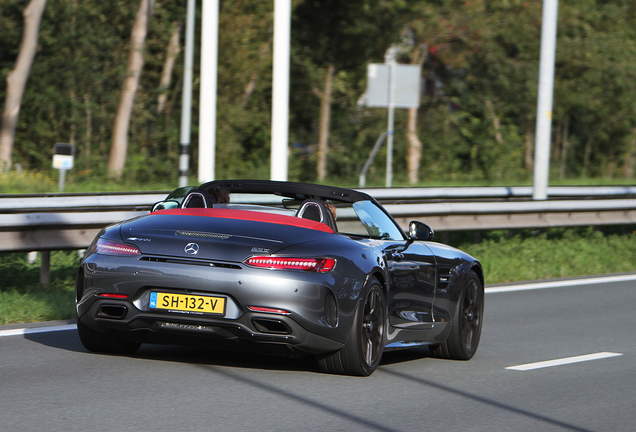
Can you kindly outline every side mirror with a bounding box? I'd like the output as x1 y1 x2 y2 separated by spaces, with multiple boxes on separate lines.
151 200 180 212
409 221 434 241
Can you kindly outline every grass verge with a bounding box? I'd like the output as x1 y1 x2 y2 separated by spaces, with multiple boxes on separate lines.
459 226 636 284
0 251 79 325
1 226 635 325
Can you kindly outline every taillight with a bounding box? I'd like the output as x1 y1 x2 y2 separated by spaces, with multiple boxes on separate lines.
245 256 336 272
95 239 140 256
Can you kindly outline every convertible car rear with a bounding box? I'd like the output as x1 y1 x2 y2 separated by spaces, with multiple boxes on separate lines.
76 180 484 376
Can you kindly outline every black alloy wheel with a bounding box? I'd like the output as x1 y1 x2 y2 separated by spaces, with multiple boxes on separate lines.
430 270 483 360
460 276 482 352
361 283 385 368
317 277 386 376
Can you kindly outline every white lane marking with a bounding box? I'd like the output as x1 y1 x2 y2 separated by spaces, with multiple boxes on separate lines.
0 324 76 338
506 352 623 371
486 274 636 294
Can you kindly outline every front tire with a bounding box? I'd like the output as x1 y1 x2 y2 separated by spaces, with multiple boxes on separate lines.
77 318 141 355
318 277 386 376
430 270 483 360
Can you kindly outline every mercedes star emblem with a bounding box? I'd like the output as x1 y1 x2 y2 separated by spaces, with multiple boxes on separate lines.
184 243 199 255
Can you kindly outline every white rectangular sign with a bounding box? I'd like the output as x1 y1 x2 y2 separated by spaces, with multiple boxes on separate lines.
53 155 74 170
366 64 421 108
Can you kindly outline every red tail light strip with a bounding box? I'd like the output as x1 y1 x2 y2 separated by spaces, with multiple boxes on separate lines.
245 256 336 272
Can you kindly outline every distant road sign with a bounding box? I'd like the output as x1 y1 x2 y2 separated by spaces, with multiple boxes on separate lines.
52 143 74 170
366 64 421 108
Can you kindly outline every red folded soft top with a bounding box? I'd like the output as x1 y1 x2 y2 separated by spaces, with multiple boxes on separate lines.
152 208 334 233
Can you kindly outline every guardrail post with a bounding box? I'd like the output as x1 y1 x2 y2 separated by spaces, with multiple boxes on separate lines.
40 251 50 288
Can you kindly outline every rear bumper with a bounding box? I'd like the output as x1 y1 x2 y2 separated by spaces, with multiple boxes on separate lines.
77 297 344 355
76 251 353 354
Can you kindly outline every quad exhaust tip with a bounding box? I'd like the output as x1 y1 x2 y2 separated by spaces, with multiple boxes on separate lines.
97 305 128 320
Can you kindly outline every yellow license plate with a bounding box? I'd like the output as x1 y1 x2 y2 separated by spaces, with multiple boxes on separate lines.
149 292 226 315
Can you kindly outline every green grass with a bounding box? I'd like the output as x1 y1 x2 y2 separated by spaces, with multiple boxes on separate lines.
2 168 635 194
1 226 635 325
0 170 177 194
459 226 636 284
0 251 80 325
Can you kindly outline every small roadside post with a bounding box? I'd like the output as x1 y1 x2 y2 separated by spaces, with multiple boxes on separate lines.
44 142 74 287
52 143 74 192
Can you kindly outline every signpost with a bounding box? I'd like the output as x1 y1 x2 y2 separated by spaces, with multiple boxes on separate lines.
52 142 74 192
364 61 420 187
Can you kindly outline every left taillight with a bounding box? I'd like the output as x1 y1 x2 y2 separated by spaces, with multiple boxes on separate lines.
95 239 140 256
244 256 336 273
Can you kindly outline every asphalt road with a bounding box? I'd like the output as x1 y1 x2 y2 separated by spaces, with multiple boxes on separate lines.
1 275 634 432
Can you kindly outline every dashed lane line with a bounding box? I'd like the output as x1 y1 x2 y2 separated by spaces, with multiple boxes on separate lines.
506 352 623 371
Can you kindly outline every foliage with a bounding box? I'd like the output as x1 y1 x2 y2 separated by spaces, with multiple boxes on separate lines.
1 0 636 188
0 169 56 193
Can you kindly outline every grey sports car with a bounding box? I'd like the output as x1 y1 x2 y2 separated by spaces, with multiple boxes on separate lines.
75 180 484 376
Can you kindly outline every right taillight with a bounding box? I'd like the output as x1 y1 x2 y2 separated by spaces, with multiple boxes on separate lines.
244 256 336 273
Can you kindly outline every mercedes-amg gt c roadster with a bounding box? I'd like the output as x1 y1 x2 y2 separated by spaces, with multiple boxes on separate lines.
76 180 484 376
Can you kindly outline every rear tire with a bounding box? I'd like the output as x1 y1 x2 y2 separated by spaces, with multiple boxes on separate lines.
430 270 483 360
77 319 141 355
317 277 386 376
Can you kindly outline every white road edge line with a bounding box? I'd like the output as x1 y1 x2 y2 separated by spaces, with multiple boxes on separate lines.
506 352 623 371
486 273 636 294
0 324 77 338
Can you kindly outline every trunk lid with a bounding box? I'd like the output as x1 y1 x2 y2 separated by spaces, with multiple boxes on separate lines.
120 209 333 262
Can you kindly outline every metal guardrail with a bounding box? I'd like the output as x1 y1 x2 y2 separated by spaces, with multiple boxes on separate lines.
0 192 167 252
358 185 636 200
1 187 636 252
385 199 636 231
0 192 167 211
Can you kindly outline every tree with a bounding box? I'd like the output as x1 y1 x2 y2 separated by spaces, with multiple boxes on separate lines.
292 0 399 181
406 43 426 184
108 0 154 177
157 21 180 114
0 0 47 171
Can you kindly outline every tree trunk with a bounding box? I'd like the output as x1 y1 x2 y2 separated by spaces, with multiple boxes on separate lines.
69 89 76 147
559 117 569 179
406 108 422 184
241 71 258 109
84 93 91 165
317 63 335 181
582 136 593 178
0 0 47 171
157 21 181 114
624 132 636 179
524 117 534 172
485 99 503 145
406 44 426 184
108 0 154 177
